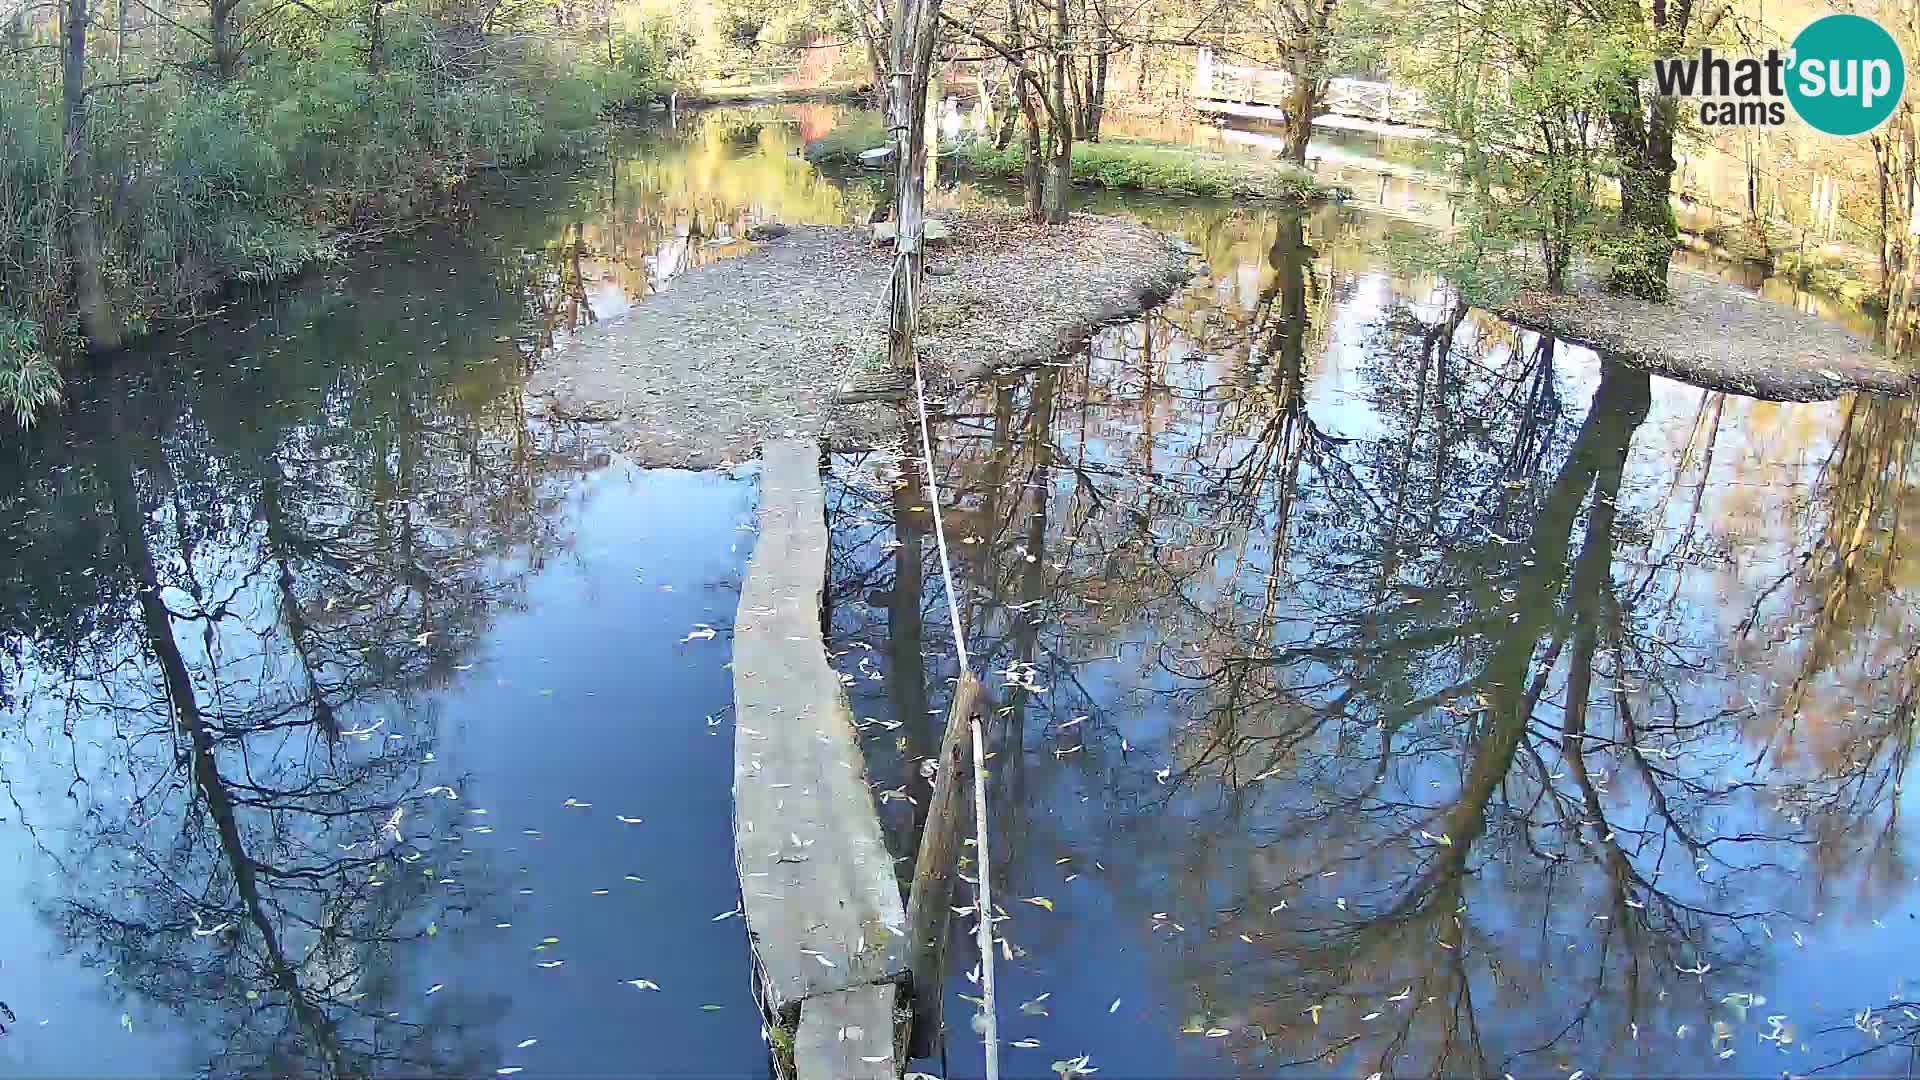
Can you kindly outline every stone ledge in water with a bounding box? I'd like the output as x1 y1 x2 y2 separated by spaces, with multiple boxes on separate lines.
1500 269 1919 402
527 210 1193 467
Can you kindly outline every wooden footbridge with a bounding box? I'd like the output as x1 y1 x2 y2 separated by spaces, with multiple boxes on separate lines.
1192 47 1437 136
731 438 986 1079
732 439 908 1078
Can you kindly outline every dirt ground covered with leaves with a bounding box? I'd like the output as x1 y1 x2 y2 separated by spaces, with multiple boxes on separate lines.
527 211 1192 466
1503 269 1920 402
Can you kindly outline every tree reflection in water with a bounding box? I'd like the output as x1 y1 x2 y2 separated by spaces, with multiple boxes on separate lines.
0 250 607 1075
830 206 1920 1076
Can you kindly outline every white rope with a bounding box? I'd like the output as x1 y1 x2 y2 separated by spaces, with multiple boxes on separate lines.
969 711 1000 1080
909 350 997 1080
912 351 972 679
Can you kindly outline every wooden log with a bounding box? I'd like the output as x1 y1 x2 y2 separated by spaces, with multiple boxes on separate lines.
903 669 983 1059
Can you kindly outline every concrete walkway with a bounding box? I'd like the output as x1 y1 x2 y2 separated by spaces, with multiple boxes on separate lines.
732 438 907 1077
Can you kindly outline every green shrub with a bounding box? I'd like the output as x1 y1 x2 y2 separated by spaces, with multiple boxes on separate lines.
1 16 611 428
803 114 887 165
0 313 60 428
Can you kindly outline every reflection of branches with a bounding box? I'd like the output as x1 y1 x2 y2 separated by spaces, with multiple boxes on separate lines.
2 255 606 1075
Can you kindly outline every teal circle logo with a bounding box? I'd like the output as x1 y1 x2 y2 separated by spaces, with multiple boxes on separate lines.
1787 14 1905 135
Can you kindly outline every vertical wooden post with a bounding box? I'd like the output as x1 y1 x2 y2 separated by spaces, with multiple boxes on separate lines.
904 671 983 1059
885 0 943 371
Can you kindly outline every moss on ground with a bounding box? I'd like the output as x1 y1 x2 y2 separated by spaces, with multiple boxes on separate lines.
955 138 1326 200
801 115 887 165
804 124 1334 201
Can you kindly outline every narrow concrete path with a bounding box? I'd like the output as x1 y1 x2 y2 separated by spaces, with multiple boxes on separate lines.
732 438 906 1076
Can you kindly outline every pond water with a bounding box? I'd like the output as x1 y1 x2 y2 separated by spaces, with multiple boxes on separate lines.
2 104 1916 1079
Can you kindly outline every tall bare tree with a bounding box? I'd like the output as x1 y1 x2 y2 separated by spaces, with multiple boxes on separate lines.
62 0 120 350
883 0 943 369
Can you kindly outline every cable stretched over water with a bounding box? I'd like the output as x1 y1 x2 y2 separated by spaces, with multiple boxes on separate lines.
910 350 998 1080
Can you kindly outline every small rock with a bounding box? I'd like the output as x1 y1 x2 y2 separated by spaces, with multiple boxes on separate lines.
872 219 952 246
746 224 791 241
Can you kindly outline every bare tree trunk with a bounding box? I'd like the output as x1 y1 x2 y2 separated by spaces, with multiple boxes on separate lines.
63 0 120 351
995 73 1019 148
883 0 942 370
1002 0 1044 218
1280 0 1335 165
1884 101 1920 353
210 0 237 79
844 0 891 95
1044 0 1071 223
1282 73 1316 164
1086 23 1106 140
1607 86 1678 300
1021 92 1043 218
365 0 385 71
1881 0 1920 352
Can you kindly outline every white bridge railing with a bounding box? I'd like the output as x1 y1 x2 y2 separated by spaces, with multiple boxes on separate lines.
1192 47 1435 129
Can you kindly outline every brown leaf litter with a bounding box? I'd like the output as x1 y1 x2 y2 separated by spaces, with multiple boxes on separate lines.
1502 268 1919 402
526 210 1193 467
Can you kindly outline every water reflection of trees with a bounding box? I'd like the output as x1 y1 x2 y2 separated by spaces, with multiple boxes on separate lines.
0 259 605 1076
831 205 1920 1074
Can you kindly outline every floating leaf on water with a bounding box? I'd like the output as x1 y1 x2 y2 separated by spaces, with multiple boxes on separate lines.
1012 1038 1042 1048
615 816 644 825
1109 999 1121 1014
497 1068 523 1076
517 1039 538 1049
426 984 445 995
701 1004 724 1011
1021 897 1055 911
1204 1028 1229 1038
120 1013 133 1032
1361 1011 1381 1021
625 979 661 991
426 922 438 937
536 960 564 969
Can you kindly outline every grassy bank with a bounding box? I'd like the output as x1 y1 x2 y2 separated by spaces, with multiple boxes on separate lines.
681 80 870 106
806 120 1327 200
1 22 668 427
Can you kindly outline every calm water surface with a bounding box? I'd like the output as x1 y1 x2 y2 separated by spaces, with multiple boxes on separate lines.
3 106 1917 1078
